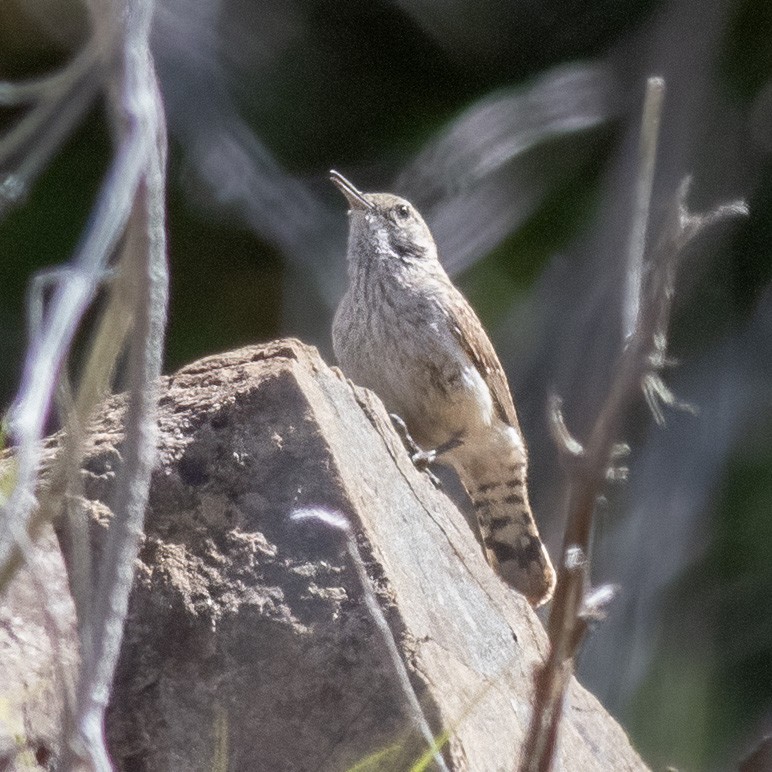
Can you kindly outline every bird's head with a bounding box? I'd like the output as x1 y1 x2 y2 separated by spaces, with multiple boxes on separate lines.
330 170 437 268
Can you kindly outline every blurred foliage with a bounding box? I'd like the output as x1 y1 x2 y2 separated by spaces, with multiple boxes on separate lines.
632 421 772 770
1 0 771 769
723 0 772 99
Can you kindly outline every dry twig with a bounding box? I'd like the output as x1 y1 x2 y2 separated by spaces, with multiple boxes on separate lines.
0 0 168 768
519 77 747 772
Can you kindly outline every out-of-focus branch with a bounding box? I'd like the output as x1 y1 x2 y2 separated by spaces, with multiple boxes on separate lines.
72 122 167 770
0 0 168 768
66 4 168 768
395 63 619 277
623 77 664 340
0 78 150 589
519 77 748 772
0 43 103 216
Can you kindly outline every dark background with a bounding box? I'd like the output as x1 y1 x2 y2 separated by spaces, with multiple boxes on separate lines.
1 1 770 768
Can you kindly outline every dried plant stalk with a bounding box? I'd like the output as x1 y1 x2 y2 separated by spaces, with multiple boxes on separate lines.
519 78 747 772
0 1 168 768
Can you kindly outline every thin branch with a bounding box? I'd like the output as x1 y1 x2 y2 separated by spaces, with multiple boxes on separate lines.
56 252 137 658
68 11 168 769
0 44 103 217
0 61 151 592
0 45 99 107
0 1 168 768
20 259 135 658
547 395 584 460
623 77 665 340
519 78 748 772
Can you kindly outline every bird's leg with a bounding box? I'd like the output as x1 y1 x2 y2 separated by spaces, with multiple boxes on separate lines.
389 413 432 466
388 413 463 487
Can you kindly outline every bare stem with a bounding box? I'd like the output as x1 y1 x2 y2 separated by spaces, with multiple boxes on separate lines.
0 1 169 769
67 7 168 767
623 77 665 340
519 79 748 771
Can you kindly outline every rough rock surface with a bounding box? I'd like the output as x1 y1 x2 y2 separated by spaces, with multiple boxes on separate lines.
1 339 648 771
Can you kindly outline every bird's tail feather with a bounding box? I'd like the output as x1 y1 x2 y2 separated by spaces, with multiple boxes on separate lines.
457 454 556 607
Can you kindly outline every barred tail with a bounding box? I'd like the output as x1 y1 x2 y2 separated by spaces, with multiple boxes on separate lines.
460 458 556 607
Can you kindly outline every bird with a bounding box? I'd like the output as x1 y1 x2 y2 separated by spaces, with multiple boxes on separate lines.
330 170 556 607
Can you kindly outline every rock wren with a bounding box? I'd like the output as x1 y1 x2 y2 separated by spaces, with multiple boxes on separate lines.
330 170 556 607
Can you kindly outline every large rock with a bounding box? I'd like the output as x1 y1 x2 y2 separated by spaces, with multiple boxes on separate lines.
2 339 648 770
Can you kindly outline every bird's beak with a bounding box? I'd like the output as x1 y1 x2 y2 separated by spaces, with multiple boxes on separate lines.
330 170 373 211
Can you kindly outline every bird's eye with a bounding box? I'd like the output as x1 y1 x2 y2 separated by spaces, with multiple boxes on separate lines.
395 204 410 220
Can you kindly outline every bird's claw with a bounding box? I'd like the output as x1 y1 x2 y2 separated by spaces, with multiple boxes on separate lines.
410 449 442 487
389 413 442 488
411 447 437 469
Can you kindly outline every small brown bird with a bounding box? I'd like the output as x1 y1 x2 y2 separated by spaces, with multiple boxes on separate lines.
330 170 555 607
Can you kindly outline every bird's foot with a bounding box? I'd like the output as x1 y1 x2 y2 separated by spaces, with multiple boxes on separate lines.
389 414 439 485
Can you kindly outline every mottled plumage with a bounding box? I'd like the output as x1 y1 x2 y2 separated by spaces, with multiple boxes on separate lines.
330 171 555 607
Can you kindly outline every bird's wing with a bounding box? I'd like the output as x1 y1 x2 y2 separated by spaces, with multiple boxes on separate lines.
445 286 522 432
